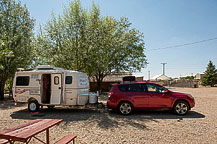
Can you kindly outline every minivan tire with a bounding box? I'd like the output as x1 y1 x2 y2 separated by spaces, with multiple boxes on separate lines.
173 100 190 115
118 101 134 115
28 100 39 112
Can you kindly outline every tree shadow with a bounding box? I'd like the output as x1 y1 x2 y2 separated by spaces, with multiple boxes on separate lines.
0 99 26 110
132 110 205 119
10 108 205 130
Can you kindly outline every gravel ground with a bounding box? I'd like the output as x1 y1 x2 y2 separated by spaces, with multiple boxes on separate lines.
0 87 217 144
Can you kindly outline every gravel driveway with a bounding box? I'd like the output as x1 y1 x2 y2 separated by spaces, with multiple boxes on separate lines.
0 87 216 144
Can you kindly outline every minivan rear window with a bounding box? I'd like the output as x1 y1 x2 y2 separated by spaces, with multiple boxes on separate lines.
118 84 129 92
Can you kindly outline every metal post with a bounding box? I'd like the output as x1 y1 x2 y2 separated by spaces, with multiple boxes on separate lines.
148 71 150 81
161 63 167 75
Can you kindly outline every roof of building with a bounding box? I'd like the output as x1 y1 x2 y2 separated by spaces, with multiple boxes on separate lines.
151 74 171 81
89 72 132 82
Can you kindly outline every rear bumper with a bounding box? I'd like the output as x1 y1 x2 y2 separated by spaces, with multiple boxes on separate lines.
107 99 117 109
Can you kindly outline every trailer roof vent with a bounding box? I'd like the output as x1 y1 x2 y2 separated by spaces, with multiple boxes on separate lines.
36 65 56 70
17 68 24 71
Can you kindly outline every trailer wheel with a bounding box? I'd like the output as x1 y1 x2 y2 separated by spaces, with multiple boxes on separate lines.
28 100 39 112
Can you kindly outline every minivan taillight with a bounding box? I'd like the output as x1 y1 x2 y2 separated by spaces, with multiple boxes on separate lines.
108 92 113 98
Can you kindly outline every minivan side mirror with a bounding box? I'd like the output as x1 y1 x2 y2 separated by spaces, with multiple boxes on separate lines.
161 87 168 93
164 88 169 93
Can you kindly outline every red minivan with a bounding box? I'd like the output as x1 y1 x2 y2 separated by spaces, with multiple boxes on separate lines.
107 82 195 115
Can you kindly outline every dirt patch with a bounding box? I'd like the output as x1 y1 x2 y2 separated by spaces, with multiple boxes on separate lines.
0 87 216 144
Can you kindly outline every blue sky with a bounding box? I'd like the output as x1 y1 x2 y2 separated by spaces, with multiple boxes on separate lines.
19 0 217 79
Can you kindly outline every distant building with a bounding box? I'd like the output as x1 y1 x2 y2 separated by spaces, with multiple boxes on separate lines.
195 73 204 80
151 74 171 81
101 72 132 82
89 72 132 92
135 76 144 81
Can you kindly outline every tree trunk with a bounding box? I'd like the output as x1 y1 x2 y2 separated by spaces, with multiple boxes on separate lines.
96 79 102 94
95 73 107 94
0 80 6 100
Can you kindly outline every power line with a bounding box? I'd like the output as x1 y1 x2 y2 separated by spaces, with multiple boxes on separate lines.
147 37 217 51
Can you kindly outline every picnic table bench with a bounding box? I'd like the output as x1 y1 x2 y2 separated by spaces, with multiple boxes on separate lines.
0 119 77 144
55 134 77 144
0 139 8 144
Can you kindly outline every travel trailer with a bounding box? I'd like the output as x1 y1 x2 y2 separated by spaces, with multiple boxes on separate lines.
13 65 97 112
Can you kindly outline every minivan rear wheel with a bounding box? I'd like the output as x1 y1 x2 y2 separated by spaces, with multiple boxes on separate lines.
173 101 189 115
118 102 133 115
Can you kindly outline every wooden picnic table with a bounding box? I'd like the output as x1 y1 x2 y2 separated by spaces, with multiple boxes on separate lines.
0 119 63 144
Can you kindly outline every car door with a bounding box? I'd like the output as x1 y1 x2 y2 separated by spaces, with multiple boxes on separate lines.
129 83 149 108
146 84 171 108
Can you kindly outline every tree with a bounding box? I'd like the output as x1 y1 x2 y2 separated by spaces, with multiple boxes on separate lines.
35 0 147 92
185 76 194 80
0 0 35 100
34 0 89 70
202 61 217 87
86 6 147 91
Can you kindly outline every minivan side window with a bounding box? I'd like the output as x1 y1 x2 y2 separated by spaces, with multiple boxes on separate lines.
146 84 163 93
118 84 129 92
16 76 30 86
129 84 145 92
65 76 73 84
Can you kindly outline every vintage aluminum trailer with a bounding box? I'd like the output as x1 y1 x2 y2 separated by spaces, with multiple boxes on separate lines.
12 65 97 112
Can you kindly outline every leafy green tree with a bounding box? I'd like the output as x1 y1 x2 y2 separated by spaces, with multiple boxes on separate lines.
202 61 217 87
86 5 147 91
0 0 35 100
34 0 89 70
185 76 194 80
36 0 147 92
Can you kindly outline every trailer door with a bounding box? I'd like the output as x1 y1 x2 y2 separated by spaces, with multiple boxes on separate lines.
50 74 62 104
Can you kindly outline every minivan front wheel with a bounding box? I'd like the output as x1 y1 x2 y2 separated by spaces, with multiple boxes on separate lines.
118 102 133 115
173 101 189 115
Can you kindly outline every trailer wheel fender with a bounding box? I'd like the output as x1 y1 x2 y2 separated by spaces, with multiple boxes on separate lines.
28 97 37 103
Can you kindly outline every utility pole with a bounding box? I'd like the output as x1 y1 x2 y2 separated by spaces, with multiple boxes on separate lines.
161 63 167 75
148 71 150 81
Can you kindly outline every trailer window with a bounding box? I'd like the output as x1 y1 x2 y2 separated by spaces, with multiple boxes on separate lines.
65 76 72 84
16 76 30 86
54 76 59 85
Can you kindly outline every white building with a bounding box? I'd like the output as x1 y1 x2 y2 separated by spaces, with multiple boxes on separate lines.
151 74 171 81
195 73 204 80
